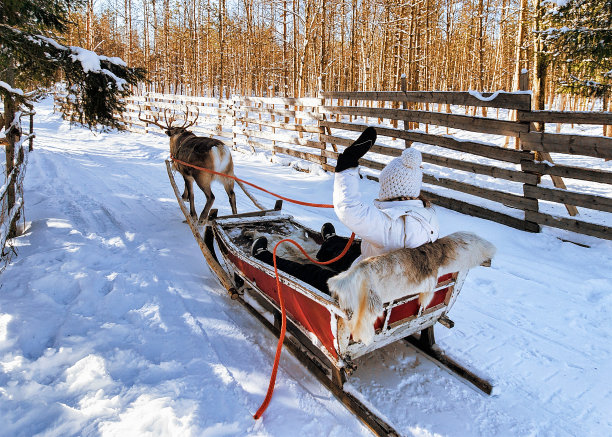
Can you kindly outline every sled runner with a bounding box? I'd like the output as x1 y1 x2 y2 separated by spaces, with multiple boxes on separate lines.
166 159 494 436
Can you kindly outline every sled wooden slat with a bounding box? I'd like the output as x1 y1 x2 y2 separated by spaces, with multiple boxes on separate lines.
405 333 494 395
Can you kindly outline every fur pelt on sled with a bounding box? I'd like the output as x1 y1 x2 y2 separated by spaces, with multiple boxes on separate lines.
241 229 320 261
327 232 496 345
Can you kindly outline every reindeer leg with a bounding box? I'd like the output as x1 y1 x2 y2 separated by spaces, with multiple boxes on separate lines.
184 175 198 220
223 179 238 215
181 174 190 201
196 180 215 225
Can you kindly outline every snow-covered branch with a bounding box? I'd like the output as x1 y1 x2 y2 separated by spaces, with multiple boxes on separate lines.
0 81 24 97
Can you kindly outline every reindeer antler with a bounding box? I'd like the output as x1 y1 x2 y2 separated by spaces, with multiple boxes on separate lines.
180 105 199 129
139 104 198 132
138 106 176 130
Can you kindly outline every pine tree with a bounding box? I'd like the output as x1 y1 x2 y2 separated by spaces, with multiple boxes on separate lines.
1 0 145 240
543 0 612 98
0 0 146 129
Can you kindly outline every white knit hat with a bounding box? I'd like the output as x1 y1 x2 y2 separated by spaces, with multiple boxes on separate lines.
378 148 423 201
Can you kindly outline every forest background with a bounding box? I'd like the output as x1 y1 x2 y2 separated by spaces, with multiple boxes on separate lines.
65 0 611 113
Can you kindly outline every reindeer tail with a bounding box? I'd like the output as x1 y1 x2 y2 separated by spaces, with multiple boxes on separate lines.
236 180 266 210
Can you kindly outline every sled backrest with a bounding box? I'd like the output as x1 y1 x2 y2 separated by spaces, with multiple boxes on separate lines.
373 272 457 331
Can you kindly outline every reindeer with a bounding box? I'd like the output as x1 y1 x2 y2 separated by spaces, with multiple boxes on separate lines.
140 106 258 224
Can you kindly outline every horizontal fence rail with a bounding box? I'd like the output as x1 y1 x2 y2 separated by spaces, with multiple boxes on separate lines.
115 88 612 241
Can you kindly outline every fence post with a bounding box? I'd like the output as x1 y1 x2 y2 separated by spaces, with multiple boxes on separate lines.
604 91 610 137
231 95 238 150
268 86 276 152
217 89 223 135
4 95 17 239
401 74 412 148
521 69 579 217
518 70 541 233
317 76 328 169
28 109 34 151
142 94 149 134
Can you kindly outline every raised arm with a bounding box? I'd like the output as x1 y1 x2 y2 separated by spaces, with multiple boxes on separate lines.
333 168 395 246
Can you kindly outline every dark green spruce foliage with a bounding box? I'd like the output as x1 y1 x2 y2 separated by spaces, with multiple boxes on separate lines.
0 0 145 129
543 0 612 97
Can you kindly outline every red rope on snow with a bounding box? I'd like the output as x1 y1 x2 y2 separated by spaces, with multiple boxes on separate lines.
168 156 354 420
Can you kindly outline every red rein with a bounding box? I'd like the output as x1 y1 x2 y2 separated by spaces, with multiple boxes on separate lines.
253 232 355 420
169 156 354 420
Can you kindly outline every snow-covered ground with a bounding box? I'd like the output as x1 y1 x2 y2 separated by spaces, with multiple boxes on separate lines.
1 99 611 437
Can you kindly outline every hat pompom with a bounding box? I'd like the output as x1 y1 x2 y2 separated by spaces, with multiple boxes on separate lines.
401 148 421 168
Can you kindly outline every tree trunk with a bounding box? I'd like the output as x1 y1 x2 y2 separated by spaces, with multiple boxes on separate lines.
532 0 547 122
283 0 288 96
350 0 357 91
86 0 94 50
319 0 326 91
506 0 528 148
603 86 610 137
218 0 225 97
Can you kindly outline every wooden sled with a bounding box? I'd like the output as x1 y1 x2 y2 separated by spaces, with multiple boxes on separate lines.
215 209 483 375
166 160 493 435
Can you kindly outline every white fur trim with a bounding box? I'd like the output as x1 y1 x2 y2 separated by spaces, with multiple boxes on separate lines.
327 232 496 345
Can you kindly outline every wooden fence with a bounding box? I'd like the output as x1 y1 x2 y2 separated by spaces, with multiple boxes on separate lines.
120 85 612 242
1 139 29 270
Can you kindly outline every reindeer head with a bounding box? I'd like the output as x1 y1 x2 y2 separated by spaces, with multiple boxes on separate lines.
138 105 199 137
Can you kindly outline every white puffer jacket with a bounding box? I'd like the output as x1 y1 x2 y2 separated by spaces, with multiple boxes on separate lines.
333 168 439 264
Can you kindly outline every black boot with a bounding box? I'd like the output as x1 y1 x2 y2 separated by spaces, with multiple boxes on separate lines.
321 223 336 241
251 236 268 257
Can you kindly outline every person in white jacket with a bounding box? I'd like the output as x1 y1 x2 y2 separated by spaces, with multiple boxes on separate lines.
251 126 439 293
332 131 439 264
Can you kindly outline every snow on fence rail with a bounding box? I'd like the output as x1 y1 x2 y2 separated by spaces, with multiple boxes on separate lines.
114 88 612 241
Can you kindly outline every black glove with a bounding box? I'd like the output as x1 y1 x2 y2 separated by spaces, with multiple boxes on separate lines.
335 127 377 172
